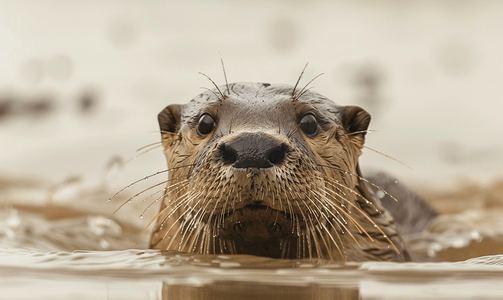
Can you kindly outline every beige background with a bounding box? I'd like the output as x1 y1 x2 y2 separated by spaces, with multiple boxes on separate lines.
1 0 503 191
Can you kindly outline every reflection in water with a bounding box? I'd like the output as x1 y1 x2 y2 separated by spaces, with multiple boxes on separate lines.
162 282 359 300
3 248 503 299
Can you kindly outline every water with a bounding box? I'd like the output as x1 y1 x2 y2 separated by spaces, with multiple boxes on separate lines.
3 172 503 300
3 247 503 300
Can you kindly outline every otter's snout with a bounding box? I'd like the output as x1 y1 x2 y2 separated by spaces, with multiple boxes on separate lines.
219 133 287 168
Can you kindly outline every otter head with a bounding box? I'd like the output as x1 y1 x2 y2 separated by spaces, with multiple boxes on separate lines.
150 82 408 262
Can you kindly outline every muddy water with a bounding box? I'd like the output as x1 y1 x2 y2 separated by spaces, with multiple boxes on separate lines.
2 173 503 299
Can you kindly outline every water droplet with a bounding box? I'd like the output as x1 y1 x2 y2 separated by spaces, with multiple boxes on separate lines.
128 200 132 204
140 215 144 219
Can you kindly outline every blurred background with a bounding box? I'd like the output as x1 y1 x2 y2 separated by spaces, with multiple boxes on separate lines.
2 1 503 248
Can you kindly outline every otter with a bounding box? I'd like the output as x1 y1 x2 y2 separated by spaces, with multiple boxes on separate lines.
149 82 432 262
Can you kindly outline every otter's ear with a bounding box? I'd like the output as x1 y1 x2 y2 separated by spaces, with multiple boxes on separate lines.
158 104 182 134
341 106 371 137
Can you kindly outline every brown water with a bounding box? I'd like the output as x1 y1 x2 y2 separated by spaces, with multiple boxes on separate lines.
3 171 503 300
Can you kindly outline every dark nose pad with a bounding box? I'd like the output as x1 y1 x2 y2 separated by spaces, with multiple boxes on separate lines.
219 134 287 168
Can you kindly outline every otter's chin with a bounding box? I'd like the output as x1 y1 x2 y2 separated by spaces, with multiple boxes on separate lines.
220 205 296 243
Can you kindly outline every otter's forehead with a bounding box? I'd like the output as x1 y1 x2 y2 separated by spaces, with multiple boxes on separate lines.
182 82 343 127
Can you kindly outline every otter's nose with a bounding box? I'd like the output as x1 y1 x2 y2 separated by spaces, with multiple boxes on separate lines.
220 134 287 168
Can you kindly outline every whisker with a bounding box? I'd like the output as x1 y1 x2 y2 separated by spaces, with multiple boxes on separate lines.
302 197 341 260
363 146 414 171
126 144 163 164
164 192 204 249
135 203 172 248
281 186 295 230
311 190 360 246
152 130 180 135
184 218 204 252
219 186 234 228
321 177 392 225
199 72 225 100
111 176 189 216
160 191 200 229
201 87 223 100
297 86 314 100
107 164 195 201
300 199 324 259
292 199 312 259
139 181 190 218
180 191 213 243
180 197 212 253
199 223 211 254
220 54 230 94
157 190 194 229
296 73 324 99
321 185 400 254
317 188 371 244
207 191 226 238
317 164 399 202
187 201 212 253
137 190 197 249
292 63 309 98
141 177 189 204
296 229 302 259
136 141 162 152
346 129 377 136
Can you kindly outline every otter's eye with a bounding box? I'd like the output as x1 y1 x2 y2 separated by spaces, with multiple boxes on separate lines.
299 113 318 136
197 114 215 135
